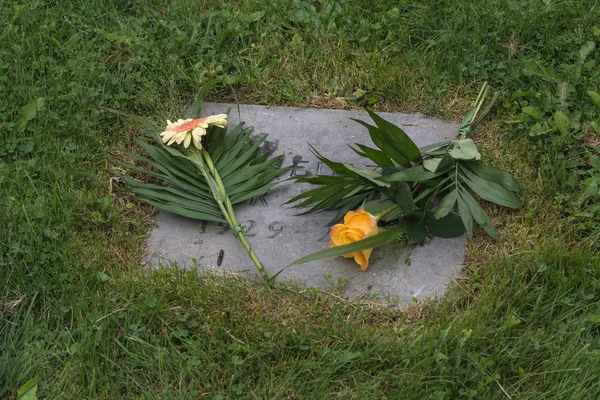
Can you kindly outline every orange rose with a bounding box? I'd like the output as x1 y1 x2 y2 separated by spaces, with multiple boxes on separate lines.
329 210 378 271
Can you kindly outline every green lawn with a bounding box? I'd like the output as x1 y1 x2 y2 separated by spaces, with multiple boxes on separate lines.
1 1 599 398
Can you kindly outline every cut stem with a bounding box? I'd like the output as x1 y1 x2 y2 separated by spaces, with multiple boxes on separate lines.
374 203 399 222
192 149 271 282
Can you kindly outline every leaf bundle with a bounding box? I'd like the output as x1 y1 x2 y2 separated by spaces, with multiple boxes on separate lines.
121 122 288 224
289 83 522 258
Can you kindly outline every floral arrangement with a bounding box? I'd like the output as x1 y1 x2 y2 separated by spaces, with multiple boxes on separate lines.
289 83 523 271
122 83 522 279
120 87 287 281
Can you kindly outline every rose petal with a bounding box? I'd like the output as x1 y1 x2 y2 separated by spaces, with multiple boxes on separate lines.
353 248 373 271
344 210 378 237
329 226 364 247
329 224 346 246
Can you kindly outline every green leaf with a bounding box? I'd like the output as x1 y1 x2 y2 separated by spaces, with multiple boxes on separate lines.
96 271 110 282
292 188 353 213
129 186 222 217
448 139 481 161
123 119 286 225
144 199 226 223
289 182 357 209
587 314 600 324
365 109 422 162
458 188 499 239
553 111 570 136
522 61 560 83
434 189 457 219
425 212 466 238
300 186 367 215
577 176 599 203
21 98 45 121
393 181 417 214
419 140 451 153
381 206 404 222
289 226 404 266
17 377 38 400
503 315 521 327
351 119 411 167
210 124 242 165
98 196 112 214
223 155 285 188
189 79 223 118
230 181 282 205
122 176 219 210
464 162 521 192
460 166 523 209
413 178 447 203
121 162 210 201
528 121 551 137
216 128 254 170
353 143 395 167
587 91 600 109
578 41 595 63
135 141 209 191
244 10 265 22
423 157 442 172
292 175 347 186
328 194 370 225
378 166 437 183
363 199 395 216
310 146 361 177
436 153 455 173
16 97 45 132
219 135 265 178
402 218 427 245
521 106 544 120
343 164 390 187
456 194 473 238
229 167 284 197
287 183 344 205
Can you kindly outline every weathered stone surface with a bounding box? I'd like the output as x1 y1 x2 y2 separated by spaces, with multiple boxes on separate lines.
147 103 466 305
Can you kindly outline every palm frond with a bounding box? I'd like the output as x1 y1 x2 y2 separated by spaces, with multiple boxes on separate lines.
120 123 288 222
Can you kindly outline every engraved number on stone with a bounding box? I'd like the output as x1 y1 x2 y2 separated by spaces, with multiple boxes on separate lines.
244 219 257 237
268 222 286 238
216 222 230 235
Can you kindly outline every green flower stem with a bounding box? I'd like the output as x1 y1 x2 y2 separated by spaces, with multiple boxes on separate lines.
375 204 398 222
192 149 271 282
460 82 488 139
235 232 270 281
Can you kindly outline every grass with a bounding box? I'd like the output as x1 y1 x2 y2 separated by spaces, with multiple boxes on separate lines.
1 0 599 398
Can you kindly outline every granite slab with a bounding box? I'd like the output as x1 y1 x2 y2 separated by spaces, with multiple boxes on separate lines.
146 103 466 305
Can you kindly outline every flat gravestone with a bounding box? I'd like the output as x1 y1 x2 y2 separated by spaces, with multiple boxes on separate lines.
147 103 466 305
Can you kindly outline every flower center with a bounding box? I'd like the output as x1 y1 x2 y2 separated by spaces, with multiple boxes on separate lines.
173 118 207 133
342 227 364 243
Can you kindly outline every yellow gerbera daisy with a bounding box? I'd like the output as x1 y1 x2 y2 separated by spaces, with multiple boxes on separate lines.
159 114 228 149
